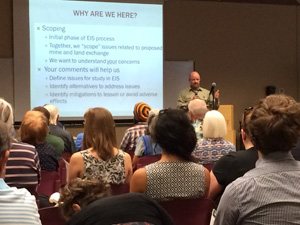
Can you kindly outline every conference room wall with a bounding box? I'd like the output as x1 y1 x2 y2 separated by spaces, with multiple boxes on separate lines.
164 1 299 140
1 0 300 147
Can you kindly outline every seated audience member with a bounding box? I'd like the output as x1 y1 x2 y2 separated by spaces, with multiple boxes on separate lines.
75 132 84 151
33 106 64 160
59 178 174 225
130 109 209 202
132 109 162 169
0 121 41 224
214 95 300 225
120 102 151 153
58 178 109 221
192 110 235 164
208 107 258 200
188 99 208 140
20 111 58 172
44 104 76 154
68 108 132 184
0 99 41 192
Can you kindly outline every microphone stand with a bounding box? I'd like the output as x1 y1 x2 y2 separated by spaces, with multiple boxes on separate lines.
209 89 215 110
212 89 215 110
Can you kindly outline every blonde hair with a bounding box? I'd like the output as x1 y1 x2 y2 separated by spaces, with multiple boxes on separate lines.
203 110 227 139
0 98 14 132
44 104 59 125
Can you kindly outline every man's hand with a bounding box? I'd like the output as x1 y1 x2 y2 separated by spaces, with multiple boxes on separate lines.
193 95 200 100
215 90 220 99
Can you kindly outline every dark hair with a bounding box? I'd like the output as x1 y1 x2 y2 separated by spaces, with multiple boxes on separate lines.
241 107 253 136
32 106 50 124
58 178 109 221
249 95 300 155
82 108 117 160
0 121 11 157
154 109 196 161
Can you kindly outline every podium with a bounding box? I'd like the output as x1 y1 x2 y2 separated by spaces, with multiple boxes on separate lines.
218 105 236 146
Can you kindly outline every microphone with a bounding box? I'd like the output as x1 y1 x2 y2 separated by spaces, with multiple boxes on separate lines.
209 82 216 96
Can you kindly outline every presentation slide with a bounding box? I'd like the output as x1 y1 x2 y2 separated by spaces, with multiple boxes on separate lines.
28 0 163 119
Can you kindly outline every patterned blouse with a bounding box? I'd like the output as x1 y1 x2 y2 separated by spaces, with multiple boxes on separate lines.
192 138 235 164
145 161 206 202
80 149 126 184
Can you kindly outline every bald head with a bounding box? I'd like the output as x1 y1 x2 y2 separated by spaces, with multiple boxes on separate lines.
189 71 200 90
188 99 208 121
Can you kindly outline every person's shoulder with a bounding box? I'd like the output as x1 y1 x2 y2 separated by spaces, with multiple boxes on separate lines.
11 141 36 152
11 140 34 148
76 132 84 139
6 186 36 200
127 123 147 131
46 134 64 143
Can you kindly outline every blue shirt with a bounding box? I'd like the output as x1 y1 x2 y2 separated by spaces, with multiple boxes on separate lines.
0 178 41 224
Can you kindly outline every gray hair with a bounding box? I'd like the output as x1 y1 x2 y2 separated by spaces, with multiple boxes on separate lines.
147 109 160 137
44 104 59 125
0 121 11 157
0 98 14 132
203 110 227 139
188 99 208 119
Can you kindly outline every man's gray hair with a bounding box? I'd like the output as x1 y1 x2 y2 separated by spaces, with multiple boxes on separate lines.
188 99 208 119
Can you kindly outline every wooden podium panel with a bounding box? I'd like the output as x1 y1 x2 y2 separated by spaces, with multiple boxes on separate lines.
218 105 236 146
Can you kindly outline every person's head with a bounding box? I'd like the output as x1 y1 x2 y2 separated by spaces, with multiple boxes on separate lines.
146 109 160 137
82 107 117 160
58 178 109 221
0 121 11 178
203 110 227 139
154 109 196 161
32 106 50 125
44 104 59 125
19 111 49 145
189 71 201 90
0 98 14 132
188 99 208 121
248 94 300 156
133 102 151 123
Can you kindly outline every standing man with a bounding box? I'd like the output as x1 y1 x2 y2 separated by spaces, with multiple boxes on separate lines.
177 71 219 110
214 94 300 225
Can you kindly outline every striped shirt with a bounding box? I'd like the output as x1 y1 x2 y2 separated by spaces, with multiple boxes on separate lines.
120 123 147 152
0 178 41 224
214 151 300 225
5 141 41 190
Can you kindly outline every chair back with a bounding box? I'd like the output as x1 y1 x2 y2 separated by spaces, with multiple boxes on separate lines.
137 154 162 169
37 171 60 197
110 183 130 196
159 198 214 225
203 163 214 171
58 158 69 186
39 206 65 225
61 152 72 162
